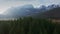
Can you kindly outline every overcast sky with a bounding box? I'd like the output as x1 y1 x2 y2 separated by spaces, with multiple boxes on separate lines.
0 0 60 14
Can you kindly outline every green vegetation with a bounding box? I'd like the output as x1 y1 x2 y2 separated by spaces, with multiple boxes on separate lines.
0 17 59 34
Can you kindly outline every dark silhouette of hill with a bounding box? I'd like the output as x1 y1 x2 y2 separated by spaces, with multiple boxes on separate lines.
39 7 60 19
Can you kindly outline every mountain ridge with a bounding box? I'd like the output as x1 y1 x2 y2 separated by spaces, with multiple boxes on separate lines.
0 4 60 19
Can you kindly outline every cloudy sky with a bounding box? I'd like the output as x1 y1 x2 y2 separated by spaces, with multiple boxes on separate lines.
0 0 60 14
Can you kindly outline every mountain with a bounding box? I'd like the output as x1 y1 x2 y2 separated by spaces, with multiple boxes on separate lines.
47 4 60 10
3 4 35 18
4 4 41 18
38 7 60 19
0 4 60 19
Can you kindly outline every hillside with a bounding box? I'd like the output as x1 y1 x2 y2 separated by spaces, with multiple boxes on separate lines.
38 7 60 19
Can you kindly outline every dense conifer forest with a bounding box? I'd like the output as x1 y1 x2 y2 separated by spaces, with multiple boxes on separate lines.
0 17 60 34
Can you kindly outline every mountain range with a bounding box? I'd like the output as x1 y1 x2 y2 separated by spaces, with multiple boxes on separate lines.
0 4 60 19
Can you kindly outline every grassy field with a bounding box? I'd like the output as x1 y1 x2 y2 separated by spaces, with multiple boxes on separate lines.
0 17 60 34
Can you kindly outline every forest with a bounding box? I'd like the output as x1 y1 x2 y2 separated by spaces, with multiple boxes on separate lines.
0 17 60 34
